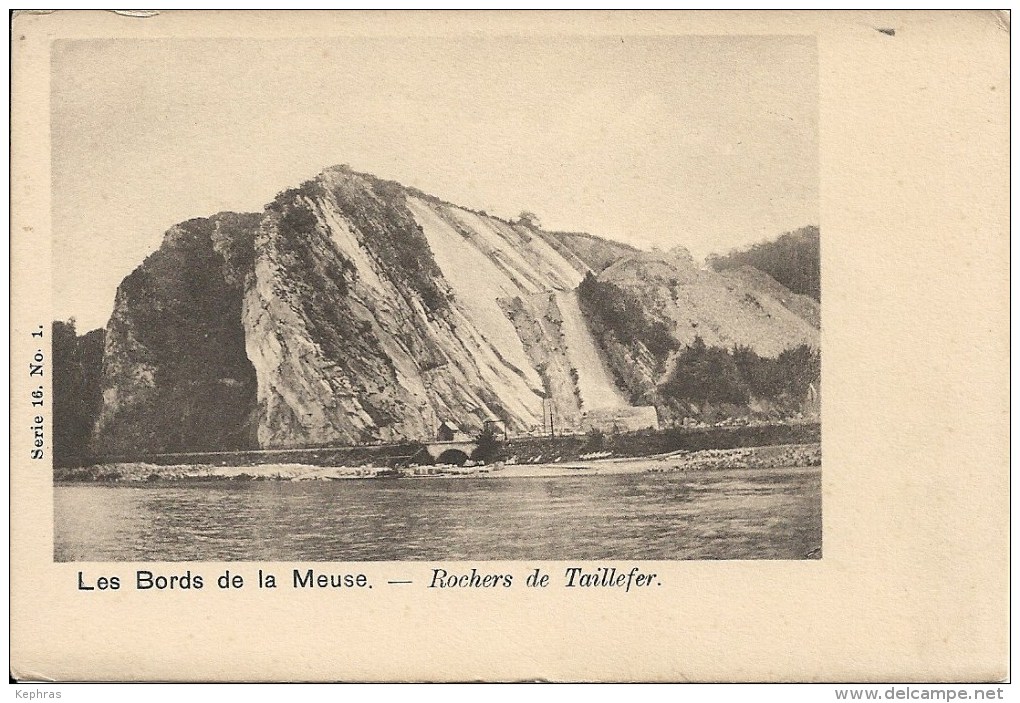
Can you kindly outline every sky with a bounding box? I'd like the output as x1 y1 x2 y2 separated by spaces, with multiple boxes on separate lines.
51 36 817 331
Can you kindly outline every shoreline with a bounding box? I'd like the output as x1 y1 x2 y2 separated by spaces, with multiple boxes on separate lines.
55 443 820 484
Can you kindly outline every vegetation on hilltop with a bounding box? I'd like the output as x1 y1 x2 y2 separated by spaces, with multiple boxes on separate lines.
708 225 820 301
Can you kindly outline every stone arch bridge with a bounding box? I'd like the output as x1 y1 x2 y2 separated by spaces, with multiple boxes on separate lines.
420 440 478 465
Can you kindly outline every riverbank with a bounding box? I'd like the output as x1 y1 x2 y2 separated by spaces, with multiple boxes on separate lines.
54 442 820 483
68 421 820 469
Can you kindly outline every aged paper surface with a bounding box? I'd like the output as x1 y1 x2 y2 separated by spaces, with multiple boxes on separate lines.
10 10 1008 682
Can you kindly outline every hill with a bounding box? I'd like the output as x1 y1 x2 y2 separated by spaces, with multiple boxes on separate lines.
707 225 820 301
55 165 821 459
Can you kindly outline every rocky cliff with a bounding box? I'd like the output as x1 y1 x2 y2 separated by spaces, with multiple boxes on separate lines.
93 213 261 454
91 165 819 454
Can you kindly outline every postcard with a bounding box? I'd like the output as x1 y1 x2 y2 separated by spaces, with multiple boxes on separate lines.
10 10 1008 682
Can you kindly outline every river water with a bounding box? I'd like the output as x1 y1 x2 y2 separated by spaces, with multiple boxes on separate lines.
54 466 821 561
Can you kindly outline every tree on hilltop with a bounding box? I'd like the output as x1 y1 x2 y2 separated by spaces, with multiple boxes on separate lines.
517 211 542 229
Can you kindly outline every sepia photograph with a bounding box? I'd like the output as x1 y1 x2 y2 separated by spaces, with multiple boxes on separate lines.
11 9 1010 686
49 33 822 562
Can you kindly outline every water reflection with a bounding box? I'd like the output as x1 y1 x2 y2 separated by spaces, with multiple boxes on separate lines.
54 467 821 561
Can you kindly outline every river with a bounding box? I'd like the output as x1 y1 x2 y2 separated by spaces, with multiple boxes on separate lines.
54 465 821 561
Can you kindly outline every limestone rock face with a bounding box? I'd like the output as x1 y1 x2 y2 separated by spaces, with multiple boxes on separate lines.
92 165 817 454
93 213 261 454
